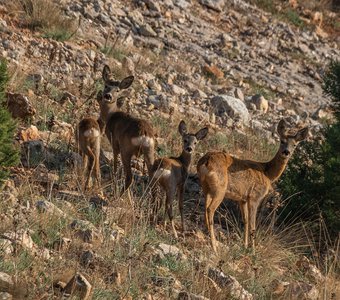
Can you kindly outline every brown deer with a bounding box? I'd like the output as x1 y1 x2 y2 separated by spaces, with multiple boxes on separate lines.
150 120 208 238
76 118 101 190
98 65 155 194
197 119 309 252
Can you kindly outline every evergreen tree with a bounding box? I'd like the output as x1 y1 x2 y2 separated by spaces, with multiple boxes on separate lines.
279 60 340 239
0 59 19 185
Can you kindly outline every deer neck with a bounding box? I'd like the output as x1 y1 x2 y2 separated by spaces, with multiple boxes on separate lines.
177 150 192 171
99 102 118 123
265 151 289 182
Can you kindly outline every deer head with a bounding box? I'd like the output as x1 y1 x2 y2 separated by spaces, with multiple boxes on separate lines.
277 119 309 158
97 65 134 122
99 65 134 107
178 120 208 154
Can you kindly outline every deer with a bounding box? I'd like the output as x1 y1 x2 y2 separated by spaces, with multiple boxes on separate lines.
150 120 208 238
97 65 155 194
76 117 101 191
197 119 309 252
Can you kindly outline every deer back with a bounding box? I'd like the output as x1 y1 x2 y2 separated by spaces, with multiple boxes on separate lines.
105 111 154 155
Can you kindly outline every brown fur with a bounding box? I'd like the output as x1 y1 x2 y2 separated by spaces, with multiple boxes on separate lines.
98 65 155 194
76 117 101 191
197 120 309 252
150 121 208 238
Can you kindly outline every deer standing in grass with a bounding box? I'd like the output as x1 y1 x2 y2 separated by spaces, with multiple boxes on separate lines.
150 120 208 238
98 65 155 194
76 118 101 190
197 119 309 252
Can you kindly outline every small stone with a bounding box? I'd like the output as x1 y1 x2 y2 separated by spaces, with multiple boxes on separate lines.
18 126 40 142
211 95 250 124
250 94 269 113
234 88 244 101
198 0 225 12
139 24 157 37
203 64 224 79
6 92 36 119
52 237 72 251
63 273 92 300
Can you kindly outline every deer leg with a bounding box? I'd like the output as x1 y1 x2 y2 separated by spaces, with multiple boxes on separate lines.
206 191 225 253
165 186 177 238
149 173 161 224
82 154 89 190
178 183 185 233
85 146 96 190
94 148 101 190
204 192 213 233
239 201 249 249
113 147 119 174
121 151 133 195
143 146 154 177
249 201 259 250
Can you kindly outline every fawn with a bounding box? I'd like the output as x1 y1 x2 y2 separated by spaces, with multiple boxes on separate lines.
97 65 155 194
150 120 208 238
197 119 309 252
76 117 101 190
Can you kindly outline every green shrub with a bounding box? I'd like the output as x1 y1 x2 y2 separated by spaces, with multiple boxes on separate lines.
278 61 340 240
0 60 19 186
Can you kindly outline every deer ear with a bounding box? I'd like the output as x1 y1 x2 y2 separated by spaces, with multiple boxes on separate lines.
195 127 208 140
102 65 111 82
294 127 309 142
277 119 288 137
178 120 187 136
119 76 134 89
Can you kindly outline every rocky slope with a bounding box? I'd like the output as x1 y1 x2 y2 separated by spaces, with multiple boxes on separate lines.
0 0 339 299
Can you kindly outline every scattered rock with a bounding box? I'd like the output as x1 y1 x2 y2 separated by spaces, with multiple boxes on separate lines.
176 290 210 300
63 273 92 300
52 237 72 251
203 64 224 79
211 95 250 124
250 94 269 113
36 200 66 217
5 92 36 119
139 24 157 37
296 256 325 283
18 126 41 142
208 268 253 300
21 140 45 167
234 88 244 101
199 0 225 12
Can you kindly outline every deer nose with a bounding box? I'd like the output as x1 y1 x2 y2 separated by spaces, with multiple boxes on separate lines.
186 147 193 153
104 93 112 100
282 149 290 156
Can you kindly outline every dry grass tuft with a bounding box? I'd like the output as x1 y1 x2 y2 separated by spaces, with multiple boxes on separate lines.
9 0 77 41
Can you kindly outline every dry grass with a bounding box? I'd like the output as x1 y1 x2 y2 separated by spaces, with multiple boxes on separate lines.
9 0 77 41
1 161 339 299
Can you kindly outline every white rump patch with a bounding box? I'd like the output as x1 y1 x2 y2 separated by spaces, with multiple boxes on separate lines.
198 164 209 176
154 168 171 179
131 136 154 147
84 128 100 138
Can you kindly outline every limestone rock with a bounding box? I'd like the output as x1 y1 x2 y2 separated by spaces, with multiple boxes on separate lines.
63 273 92 300
208 268 253 300
211 95 250 124
250 94 269 113
6 92 35 119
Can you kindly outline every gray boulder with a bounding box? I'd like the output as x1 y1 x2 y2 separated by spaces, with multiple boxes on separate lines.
211 95 250 124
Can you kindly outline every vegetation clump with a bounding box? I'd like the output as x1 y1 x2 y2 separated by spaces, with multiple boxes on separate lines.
0 60 19 185
279 60 340 240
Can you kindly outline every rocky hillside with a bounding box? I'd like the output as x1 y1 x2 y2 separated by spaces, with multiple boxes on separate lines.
0 0 339 299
